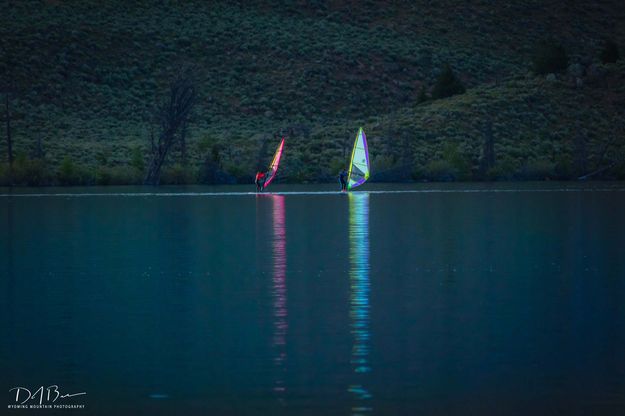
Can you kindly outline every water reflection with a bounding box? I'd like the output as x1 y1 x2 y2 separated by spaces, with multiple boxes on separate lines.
270 195 288 400
348 193 372 414
4 199 15 371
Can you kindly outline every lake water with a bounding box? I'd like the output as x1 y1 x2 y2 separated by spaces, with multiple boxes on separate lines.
1 183 625 415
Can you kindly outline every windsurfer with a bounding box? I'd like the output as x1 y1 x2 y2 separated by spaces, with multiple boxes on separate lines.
339 168 348 192
255 171 266 192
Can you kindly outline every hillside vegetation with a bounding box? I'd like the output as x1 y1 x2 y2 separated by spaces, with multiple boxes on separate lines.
1 0 624 185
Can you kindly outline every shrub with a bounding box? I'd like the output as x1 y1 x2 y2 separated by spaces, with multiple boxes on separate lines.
532 41 568 74
432 65 465 99
223 163 253 183
160 164 196 185
487 156 521 180
416 85 428 104
161 163 193 185
554 153 573 179
57 157 94 185
329 157 346 176
600 39 620 64
58 157 78 185
442 142 471 180
130 146 145 172
411 160 425 180
424 159 457 181
198 157 235 184
614 160 625 180
372 154 397 173
522 158 556 180
95 166 143 185
370 154 412 181
95 150 111 166
12 157 52 186
0 163 11 186
95 167 113 185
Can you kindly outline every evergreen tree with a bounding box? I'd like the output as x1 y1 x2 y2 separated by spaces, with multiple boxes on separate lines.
416 85 428 104
600 39 620 64
532 41 568 74
432 65 465 99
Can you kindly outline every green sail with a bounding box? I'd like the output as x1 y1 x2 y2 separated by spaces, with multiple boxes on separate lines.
347 128 370 190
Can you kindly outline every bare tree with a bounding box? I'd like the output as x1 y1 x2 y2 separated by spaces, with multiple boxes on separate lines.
4 91 12 168
1 50 14 169
144 73 197 185
479 119 495 176
256 134 269 170
179 122 188 164
573 130 587 177
34 134 44 159
577 124 623 180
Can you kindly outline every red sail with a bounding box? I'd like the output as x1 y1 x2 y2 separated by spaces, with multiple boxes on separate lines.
263 137 285 189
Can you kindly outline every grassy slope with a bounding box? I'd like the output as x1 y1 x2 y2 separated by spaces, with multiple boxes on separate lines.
1 0 624 183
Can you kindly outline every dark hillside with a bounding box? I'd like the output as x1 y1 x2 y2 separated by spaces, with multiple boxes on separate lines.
1 0 624 184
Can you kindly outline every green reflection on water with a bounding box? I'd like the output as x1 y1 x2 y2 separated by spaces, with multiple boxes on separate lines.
348 193 372 414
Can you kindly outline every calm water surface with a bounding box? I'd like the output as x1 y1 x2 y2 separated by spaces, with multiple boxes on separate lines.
1 183 624 415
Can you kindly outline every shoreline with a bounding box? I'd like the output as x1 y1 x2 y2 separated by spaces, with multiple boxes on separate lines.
2 181 624 195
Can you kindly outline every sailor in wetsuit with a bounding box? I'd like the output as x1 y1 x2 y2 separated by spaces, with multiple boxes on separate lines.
339 168 348 192
255 171 266 192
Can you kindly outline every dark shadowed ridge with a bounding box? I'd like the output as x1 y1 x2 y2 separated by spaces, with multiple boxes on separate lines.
0 0 624 183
